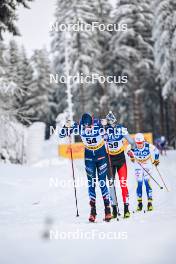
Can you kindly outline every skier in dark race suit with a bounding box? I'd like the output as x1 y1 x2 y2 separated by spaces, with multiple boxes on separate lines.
60 113 112 222
102 111 135 218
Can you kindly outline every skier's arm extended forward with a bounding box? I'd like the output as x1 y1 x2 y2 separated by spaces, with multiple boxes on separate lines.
59 121 78 138
124 133 136 149
150 144 160 166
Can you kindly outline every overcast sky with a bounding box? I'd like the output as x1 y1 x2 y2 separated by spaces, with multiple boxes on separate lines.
5 0 56 56
4 0 115 56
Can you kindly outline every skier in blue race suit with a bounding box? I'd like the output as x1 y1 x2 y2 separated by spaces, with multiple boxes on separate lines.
127 133 160 211
59 113 111 222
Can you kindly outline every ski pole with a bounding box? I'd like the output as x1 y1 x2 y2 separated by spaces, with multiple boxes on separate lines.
137 162 163 190
105 139 120 216
68 133 79 217
155 166 169 192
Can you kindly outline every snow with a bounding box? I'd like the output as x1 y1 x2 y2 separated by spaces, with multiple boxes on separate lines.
26 122 45 164
0 140 176 264
0 118 27 164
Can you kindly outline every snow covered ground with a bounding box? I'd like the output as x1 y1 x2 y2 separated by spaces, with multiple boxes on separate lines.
0 139 176 264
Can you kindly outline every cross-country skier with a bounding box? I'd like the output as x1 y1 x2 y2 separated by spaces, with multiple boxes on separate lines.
127 133 160 211
155 136 167 156
59 113 112 222
102 111 135 218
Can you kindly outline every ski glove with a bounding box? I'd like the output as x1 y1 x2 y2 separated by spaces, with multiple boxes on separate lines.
153 160 160 166
127 150 135 162
127 150 134 158
130 157 135 163
65 120 72 128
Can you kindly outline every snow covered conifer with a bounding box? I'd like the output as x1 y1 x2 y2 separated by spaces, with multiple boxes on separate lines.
108 0 155 131
153 0 176 139
24 48 51 124
0 0 33 39
51 0 106 119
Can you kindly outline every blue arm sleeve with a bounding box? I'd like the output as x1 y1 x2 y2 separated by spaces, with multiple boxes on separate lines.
149 144 160 160
59 122 78 138
124 133 136 149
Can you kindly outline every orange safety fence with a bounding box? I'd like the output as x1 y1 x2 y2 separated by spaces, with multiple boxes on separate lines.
58 133 153 159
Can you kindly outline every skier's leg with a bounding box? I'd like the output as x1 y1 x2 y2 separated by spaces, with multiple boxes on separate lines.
85 158 96 202
136 170 143 199
106 156 117 206
143 165 153 211
85 155 97 221
143 164 152 199
97 158 110 205
118 161 130 217
97 157 112 221
107 158 118 218
118 161 129 203
144 178 152 200
135 164 143 210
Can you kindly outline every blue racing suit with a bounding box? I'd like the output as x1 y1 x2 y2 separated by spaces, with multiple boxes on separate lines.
128 142 159 201
59 119 110 207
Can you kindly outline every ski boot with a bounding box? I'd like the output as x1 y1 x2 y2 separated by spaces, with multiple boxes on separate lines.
147 199 153 211
137 198 143 211
104 206 112 222
89 201 97 222
124 203 130 218
112 205 118 218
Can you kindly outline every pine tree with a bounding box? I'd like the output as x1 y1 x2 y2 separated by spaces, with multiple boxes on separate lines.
108 0 155 132
70 0 101 118
7 40 20 86
50 1 70 117
23 48 51 124
14 46 35 124
51 0 105 120
0 0 33 39
90 0 113 116
0 41 8 96
0 41 27 164
0 41 12 114
6 40 25 117
153 0 176 140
